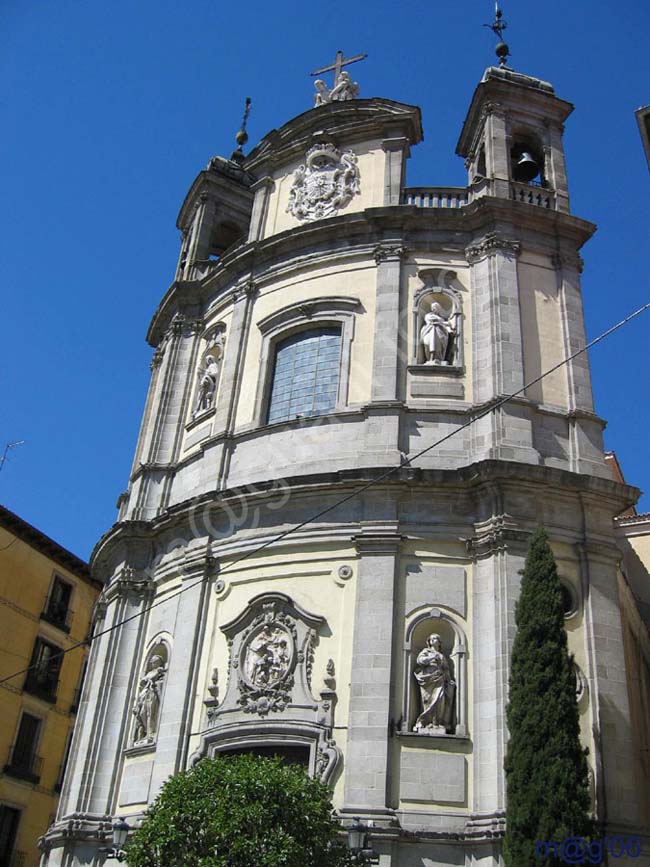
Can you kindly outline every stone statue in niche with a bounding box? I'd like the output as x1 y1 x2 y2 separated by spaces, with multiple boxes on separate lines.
413 633 455 734
133 651 167 744
287 143 360 222
420 302 459 365
243 624 292 688
193 355 221 415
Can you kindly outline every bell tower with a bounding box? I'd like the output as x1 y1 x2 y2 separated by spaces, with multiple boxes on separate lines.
456 9 572 214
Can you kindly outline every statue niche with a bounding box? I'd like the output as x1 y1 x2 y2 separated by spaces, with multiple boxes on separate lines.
192 326 225 418
413 272 463 368
402 611 467 737
132 642 169 745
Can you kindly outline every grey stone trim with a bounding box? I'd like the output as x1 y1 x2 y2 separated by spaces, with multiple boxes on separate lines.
252 296 360 426
410 379 465 399
400 751 467 804
343 529 402 815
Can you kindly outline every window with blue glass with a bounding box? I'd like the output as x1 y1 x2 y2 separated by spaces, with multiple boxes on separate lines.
267 327 342 424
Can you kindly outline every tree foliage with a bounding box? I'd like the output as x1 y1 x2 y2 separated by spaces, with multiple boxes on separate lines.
125 753 354 867
504 528 593 866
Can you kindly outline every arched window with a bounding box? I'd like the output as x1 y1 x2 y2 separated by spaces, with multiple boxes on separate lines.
267 327 342 424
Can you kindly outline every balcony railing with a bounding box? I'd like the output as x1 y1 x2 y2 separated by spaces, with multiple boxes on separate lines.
4 746 43 785
511 181 555 208
403 186 470 208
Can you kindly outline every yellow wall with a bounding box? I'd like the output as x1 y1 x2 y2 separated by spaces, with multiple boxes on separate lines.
0 521 99 867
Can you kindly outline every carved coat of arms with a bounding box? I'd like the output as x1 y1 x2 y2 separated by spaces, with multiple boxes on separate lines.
287 143 360 222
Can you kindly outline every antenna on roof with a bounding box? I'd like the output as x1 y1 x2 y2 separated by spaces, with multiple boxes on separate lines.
0 440 25 475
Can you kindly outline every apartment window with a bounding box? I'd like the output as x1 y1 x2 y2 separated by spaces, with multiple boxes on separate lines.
24 638 62 702
42 575 72 631
4 713 41 784
267 327 342 424
0 805 21 867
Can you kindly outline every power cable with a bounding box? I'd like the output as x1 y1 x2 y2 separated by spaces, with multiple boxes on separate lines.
1 300 648 689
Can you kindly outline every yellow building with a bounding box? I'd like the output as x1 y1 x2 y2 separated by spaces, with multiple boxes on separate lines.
0 506 101 867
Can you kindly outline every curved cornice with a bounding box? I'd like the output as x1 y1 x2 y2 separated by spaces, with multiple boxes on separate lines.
244 98 423 175
90 459 638 581
146 197 596 346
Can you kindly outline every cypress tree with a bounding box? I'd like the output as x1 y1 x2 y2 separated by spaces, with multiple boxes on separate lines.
504 528 593 866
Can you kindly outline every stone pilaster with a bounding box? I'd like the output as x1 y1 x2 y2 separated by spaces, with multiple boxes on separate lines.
186 193 217 276
381 137 409 205
371 245 406 402
60 572 153 817
148 559 212 800
467 234 539 463
248 177 274 242
342 528 402 820
578 500 641 830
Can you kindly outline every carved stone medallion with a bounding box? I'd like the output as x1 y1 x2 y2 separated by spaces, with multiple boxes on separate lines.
287 143 360 222
241 623 293 689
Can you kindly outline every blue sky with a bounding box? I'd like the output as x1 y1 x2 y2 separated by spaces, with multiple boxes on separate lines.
2 0 649 559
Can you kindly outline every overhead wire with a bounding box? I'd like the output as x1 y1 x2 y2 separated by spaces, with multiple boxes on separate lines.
1 300 648 689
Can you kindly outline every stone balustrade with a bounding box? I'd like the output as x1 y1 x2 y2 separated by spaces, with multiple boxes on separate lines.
403 187 470 208
510 181 555 208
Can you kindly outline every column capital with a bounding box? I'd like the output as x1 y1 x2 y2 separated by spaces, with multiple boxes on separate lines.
373 244 408 265
353 530 404 554
466 233 521 265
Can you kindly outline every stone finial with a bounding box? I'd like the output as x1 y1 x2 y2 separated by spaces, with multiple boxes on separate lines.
231 97 252 164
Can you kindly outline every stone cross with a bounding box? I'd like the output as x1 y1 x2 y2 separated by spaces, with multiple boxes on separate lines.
310 49 367 87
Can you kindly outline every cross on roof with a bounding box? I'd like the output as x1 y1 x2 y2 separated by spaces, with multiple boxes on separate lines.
310 50 367 85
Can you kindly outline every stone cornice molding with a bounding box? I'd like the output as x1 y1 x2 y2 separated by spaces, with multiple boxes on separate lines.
465 233 521 264
353 528 404 554
147 200 595 345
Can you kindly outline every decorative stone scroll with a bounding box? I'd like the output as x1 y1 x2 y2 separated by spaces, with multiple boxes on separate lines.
287 143 360 222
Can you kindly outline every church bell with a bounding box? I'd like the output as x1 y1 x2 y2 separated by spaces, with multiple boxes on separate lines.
513 150 540 183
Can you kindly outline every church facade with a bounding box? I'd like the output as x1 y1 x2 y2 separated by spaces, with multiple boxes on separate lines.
40 56 649 866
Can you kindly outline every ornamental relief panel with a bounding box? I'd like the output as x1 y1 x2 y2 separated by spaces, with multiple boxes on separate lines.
195 592 342 783
287 142 360 222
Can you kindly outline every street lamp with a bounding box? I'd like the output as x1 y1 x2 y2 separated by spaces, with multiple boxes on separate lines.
346 817 379 864
105 817 130 861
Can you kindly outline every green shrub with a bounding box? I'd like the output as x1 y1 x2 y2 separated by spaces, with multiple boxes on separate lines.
125 752 354 867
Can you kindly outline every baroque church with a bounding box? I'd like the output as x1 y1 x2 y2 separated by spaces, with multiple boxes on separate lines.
40 33 650 867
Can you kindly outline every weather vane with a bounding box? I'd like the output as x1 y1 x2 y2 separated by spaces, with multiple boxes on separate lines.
231 97 252 163
484 2 510 68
